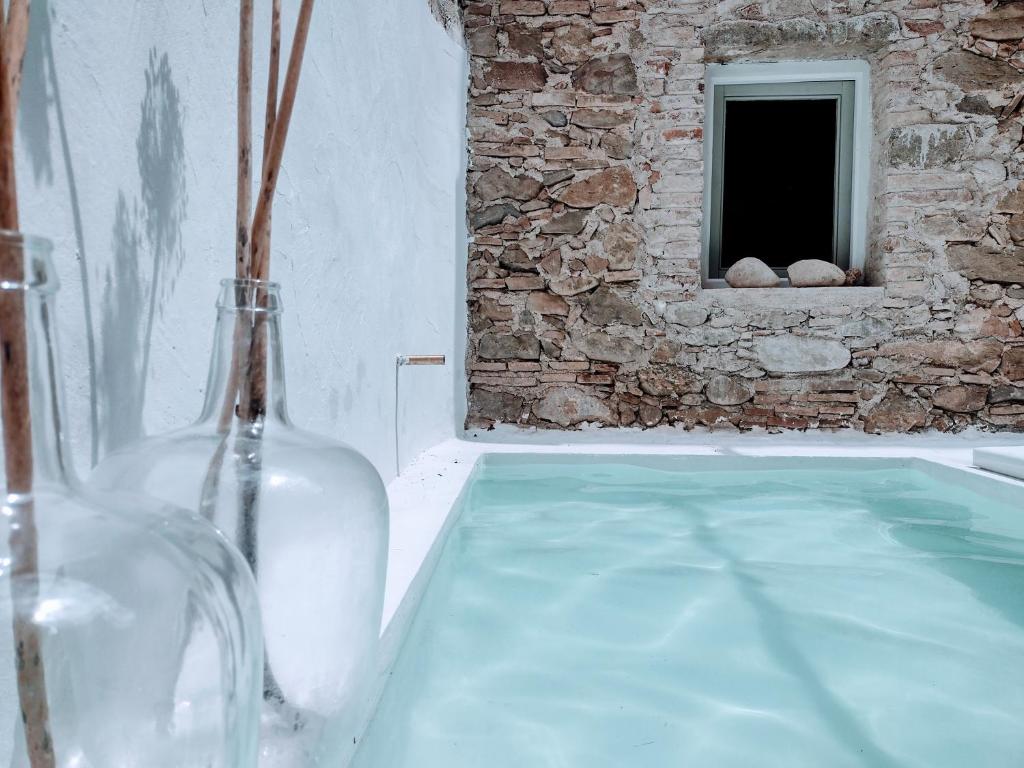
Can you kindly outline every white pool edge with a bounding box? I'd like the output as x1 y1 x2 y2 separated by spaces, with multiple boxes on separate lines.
351 435 1024 763
384 435 1024 635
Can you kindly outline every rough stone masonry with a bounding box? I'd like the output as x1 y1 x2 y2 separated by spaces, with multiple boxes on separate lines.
462 0 1024 434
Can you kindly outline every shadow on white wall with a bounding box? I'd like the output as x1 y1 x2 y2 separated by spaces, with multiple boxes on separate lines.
100 49 187 457
20 5 189 466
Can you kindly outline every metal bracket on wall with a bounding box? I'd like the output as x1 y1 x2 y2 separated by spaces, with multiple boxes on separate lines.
395 355 447 477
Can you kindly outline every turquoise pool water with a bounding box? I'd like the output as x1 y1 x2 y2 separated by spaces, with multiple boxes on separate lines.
354 457 1024 768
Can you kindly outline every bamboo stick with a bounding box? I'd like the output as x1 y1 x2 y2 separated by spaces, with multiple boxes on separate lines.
0 15 55 768
0 37 17 232
240 0 317 429
235 1 315 718
249 0 315 281
238 0 283 424
209 0 267 512
254 0 281 262
236 0 284 423
263 0 281 167
236 0 254 280
216 0 257 468
3 0 30 107
0 242 54 768
240 312 268 422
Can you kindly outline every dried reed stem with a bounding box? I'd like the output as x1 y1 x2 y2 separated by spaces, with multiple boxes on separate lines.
0 242 54 768
233 1 314 717
264 0 282 167
254 0 281 262
238 305 268 423
0 36 16 233
240 0 317 430
211 0 257 478
236 0 254 280
222 0 280 437
1 15 55 768
249 0 315 281
238 0 286 424
3 0 30 106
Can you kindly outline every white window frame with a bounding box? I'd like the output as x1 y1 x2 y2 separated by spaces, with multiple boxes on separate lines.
701 60 872 288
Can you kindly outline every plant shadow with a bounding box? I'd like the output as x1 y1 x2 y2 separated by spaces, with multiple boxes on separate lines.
19 7 188 462
98 48 188 456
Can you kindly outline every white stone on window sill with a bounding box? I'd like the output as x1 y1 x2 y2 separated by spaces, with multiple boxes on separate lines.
698 284 884 310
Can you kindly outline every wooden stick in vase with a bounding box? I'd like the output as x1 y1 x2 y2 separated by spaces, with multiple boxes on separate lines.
236 0 254 280
232 0 316 712
0 47 14 231
3 0 31 105
0 16 56 768
199 0 269 528
234 0 285 426
214 0 258 438
253 0 281 262
0 273 54 768
249 0 315 282
264 0 281 166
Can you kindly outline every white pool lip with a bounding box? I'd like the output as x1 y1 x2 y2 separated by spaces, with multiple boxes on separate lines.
974 446 1024 483
386 435 1024 641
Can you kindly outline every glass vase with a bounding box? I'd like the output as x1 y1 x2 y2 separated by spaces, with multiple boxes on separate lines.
91 278 390 766
0 232 263 767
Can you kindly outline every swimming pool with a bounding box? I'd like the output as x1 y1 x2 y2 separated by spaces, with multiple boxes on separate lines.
354 456 1024 768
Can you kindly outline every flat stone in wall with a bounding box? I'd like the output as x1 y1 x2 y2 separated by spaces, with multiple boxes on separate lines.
462 0 1024 434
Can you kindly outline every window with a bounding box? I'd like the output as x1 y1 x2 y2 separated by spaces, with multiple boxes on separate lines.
702 62 870 285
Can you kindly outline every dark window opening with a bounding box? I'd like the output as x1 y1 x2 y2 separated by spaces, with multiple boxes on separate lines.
706 79 856 282
720 99 837 274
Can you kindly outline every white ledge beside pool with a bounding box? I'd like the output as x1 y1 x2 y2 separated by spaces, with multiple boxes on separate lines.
974 446 1024 482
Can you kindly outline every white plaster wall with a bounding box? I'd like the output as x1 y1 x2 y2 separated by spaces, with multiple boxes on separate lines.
15 0 468 482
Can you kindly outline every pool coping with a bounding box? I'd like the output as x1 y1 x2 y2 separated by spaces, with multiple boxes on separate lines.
383 435 1024 640
355 436 1024 763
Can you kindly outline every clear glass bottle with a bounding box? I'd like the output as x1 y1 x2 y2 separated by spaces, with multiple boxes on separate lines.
0 232 263 767
91 279 390 766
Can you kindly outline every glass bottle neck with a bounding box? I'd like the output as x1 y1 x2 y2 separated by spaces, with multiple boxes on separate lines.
198 280 290 429
0 234 76 491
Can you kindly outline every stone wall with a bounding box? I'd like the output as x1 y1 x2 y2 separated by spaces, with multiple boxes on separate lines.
462 0 1024 433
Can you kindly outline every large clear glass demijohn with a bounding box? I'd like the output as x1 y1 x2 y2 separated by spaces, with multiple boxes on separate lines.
91 278 390 766
0 233 263 767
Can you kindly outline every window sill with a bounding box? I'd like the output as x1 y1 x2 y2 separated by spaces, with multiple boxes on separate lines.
698 285 884 310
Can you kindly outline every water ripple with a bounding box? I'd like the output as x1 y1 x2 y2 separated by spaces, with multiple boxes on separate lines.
355 462 1024 768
